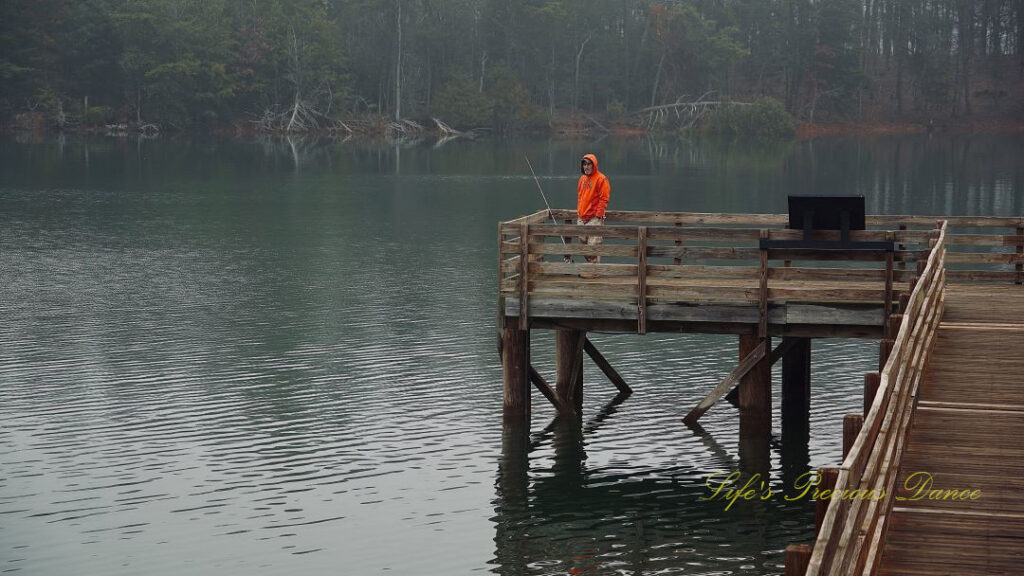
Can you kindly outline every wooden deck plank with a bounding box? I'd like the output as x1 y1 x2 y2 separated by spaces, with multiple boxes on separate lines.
878 285 1024 575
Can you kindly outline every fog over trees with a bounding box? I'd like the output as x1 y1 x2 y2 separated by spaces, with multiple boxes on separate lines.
2 1 1022 134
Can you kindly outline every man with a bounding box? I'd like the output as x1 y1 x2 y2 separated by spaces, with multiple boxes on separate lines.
575 153 610 275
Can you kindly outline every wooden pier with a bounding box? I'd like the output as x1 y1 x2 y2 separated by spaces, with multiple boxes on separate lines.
497 210 1024 574
498 209 942 433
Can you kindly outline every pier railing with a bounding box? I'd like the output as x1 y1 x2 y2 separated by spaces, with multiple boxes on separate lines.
804 221 947 575
498 210 949 336
868 215 1024 284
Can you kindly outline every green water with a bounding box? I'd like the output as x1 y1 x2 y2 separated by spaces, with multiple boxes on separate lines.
1 133 1021 575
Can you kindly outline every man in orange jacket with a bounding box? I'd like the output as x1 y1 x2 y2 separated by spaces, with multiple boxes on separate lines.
576 153 610 268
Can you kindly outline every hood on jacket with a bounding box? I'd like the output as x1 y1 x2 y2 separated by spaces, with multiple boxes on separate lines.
581 153 599 175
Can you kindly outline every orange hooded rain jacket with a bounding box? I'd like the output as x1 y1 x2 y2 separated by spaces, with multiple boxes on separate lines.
577 153 610 220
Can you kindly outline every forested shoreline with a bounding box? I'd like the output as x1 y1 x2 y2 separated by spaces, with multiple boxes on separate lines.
3 1 1023 138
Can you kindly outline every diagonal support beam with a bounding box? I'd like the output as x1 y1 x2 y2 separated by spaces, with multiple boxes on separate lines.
724 337 802 405
769 337 802 366
529 364 573 415
583 338 633 395
683 340 767 424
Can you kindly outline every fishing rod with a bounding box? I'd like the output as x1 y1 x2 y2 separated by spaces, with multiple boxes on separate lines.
524 155 562 229
524 155 573 262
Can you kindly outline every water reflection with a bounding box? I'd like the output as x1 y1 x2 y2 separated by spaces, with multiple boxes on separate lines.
3 133 1022 222
493 411 813 575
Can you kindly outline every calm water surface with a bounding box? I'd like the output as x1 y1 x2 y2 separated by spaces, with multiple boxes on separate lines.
1 133 1022 575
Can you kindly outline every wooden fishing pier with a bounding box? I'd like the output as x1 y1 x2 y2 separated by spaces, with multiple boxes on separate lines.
496 207 1024 574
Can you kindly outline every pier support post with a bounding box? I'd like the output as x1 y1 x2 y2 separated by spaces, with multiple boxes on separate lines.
864 371 881 416
785 544 811 576
739 334 772 438
556 329 585 416
780 337 811 495
843 413 864 459
739 334 772 477
781 337 811 441
502 326 531 424
815 466 840 537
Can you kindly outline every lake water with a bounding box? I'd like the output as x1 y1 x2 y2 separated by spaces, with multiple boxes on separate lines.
1 132 1021 575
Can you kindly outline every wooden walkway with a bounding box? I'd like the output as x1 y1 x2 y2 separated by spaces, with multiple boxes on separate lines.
878 284 1024 575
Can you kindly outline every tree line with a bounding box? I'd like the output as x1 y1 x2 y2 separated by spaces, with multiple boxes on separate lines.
2 0 1022 135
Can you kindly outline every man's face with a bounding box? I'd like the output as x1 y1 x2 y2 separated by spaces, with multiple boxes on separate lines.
582 159 593 175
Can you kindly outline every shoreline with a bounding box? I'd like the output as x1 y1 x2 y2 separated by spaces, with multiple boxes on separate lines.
4 119 1024 141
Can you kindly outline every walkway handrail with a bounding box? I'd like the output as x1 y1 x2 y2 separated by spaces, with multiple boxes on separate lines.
806 220 948 575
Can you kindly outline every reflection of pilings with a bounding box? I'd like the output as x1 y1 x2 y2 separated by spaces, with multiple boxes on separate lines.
582 392 630 436
494 424 813 575
494 423 530 576
779 423 811 502
738 429 771 479
684 421 738 470
498 424 530 506
550 417 587 493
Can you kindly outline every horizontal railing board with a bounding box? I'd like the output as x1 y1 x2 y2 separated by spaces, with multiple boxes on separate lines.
522 223 657 239
499 241 639 257
647 285 760 302
529 285 641 298
512 224 939 245
946 233 1024 247
530 243 639 258
946 270 1021 282
786 304 886 325
512 264 916 284
646 227 763 241
526 262 639 276
600 211 788 225
504 212 1023 229
765 248 913 262
646 264 761 279
505 298 886 326
945 252 1024 264
863 215 1023 228
648 246 761 260
767 286 888 302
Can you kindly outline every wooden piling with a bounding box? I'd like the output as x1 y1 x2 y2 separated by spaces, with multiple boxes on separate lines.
518 223 530 330
879 338 894 370
886 313 904 341
842 413 864 460
898 292 910 314
863 371 881 416
815 466 839 537
637 226 648 334
502 326 531 424
1017 225 1023 285
785 544 811 576
781 337 811 439
555 329 585 415
739 334 772 438
884 234 894 322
